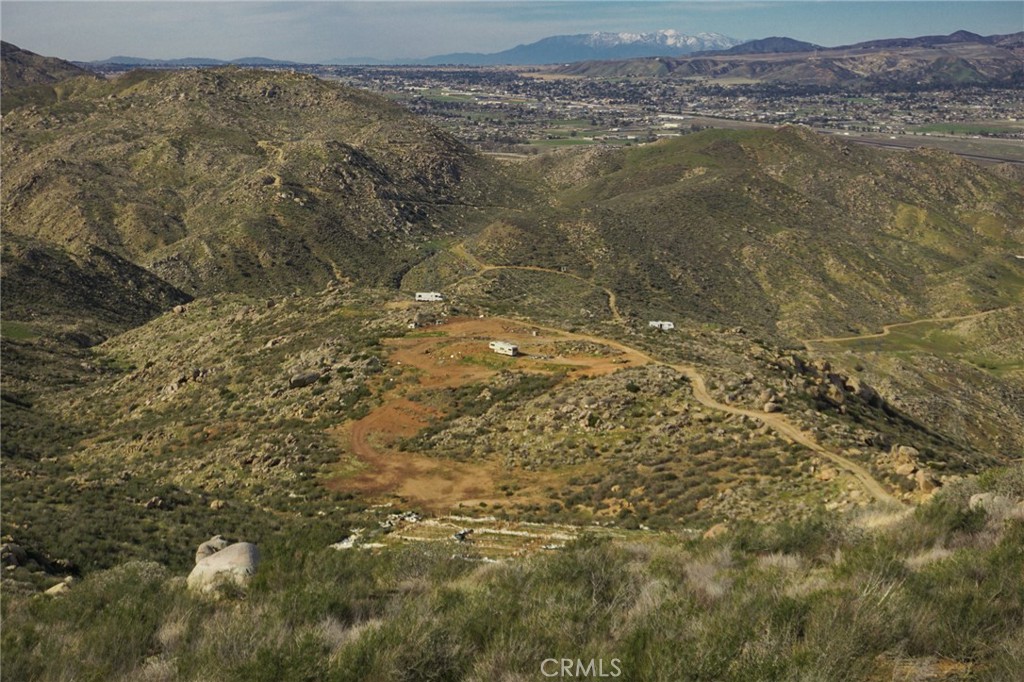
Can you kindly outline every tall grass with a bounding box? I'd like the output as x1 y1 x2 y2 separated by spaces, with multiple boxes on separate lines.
4 469 1023 681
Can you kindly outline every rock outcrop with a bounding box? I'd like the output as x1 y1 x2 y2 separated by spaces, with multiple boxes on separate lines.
187 536 260 594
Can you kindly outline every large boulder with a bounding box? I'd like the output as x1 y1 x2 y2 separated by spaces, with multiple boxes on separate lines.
1 542 28 567
289 371 321 389
187 539 260 594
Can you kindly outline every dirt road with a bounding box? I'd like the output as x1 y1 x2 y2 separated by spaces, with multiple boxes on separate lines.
523 323 903 507
803 308 1007 347
329 311 902 509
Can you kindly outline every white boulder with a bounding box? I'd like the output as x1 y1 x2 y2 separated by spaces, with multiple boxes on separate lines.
187 539 260 594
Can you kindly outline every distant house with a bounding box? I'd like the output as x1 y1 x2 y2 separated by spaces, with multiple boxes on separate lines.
649 320 675 331
415 292 444 302
488 341 519 357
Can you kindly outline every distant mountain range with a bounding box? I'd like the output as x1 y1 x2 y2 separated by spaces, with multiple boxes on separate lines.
87 55 300 67
417 30 743 65
836 29 1024 50
84 30 742 67
35 28 1024 77
557 31 1024 87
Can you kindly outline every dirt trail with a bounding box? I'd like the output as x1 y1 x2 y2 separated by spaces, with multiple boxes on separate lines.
522 323 903 507
332 312 901 508
446 244 901 506
331 398 495 509
803 308 1008 347
451 243 624 322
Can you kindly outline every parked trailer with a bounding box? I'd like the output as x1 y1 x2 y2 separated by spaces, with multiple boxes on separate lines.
488 341 519 357
648 320 675 331
415 292 444 302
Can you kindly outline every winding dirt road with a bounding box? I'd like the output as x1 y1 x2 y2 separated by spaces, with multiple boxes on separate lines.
444 243 904 505
523 323 903 507
361 246 1019 511
803 308 1008 347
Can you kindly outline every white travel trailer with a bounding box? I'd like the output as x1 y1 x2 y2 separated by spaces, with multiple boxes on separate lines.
415 292 444 302
488 341 519 357
648 320 675 331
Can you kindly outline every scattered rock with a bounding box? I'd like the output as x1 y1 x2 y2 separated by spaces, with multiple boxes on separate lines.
209 499 227 510
331 530 364 550
895 463 917 477
1 543 28 567
817 467 838 482
895 445 920 460
763 401 781 414
915 469 940 493
380 511 421 529
44 581 71 596
288 371 322 389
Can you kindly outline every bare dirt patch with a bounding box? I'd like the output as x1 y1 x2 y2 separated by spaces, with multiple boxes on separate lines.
326 317 645 511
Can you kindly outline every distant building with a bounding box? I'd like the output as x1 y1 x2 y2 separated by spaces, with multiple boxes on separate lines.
649 320 675 331
488 341 519 356
415 292 443 302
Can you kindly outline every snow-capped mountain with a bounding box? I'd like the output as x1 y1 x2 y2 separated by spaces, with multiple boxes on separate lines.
578 30 738 51
421 30 742 66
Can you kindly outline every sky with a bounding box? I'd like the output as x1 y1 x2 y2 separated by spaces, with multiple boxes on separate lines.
2 1 1021 62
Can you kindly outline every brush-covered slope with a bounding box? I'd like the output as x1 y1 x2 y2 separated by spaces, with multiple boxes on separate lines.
1 234 191 334
434 127 1024 339
1 68 516 297
0 42 100 114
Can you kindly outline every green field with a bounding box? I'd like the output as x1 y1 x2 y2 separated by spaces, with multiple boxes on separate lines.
909 121 1024 136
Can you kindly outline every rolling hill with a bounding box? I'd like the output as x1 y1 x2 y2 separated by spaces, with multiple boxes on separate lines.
0 41 96 88
408 126 1024 340
3 46 1024 682
1 66 518 302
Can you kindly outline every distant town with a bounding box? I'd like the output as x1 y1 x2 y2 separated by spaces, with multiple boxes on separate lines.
89 59 1022 164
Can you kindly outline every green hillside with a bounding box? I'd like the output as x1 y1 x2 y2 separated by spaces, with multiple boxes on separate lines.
430 127 1024 339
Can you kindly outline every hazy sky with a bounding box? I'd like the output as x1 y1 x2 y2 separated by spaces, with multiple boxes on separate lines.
2 2 1021 62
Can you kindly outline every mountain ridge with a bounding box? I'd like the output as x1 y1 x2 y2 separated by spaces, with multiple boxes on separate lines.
420 30 742 65
81 30 742 67
0 41 97 91
556 31 1024 86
